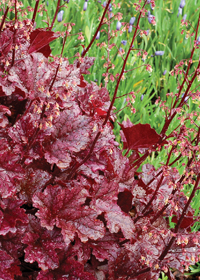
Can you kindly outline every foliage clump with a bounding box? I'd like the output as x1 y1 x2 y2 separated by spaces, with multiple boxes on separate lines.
0 0 200 279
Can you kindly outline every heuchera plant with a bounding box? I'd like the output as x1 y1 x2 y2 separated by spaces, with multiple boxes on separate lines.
0 0 200 279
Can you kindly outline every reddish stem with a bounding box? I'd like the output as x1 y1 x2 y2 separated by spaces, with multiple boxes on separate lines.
159 174 200 261
32 0 40 25
11 1 18 67
0 6 9 34
160 14 200 138
50 0 61 31
49 33 67 92
67 1 148 179
81 0 112 57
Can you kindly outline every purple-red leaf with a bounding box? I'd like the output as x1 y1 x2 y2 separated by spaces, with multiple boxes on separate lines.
0 249 21 280
119 121 162 150
22 215 65 271
37 259 96 280
95 200 135 239
28 29 58 57
33 185 105 245
0 105 11 127
117 189 133 213
43 106 94 169
0 197 28 235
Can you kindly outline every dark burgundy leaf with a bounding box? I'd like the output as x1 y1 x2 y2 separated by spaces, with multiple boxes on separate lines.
95 200 135 239
77 75 87 88
119 121 161 150
18 168 52 204
43 106 95 169
0 249 22 280
0 197 28 235
77 83 110 117
0 226 26 260
28 29 58 57
171 211 194 230
22 215 65 271
32 184 105 245
37 259 96 280
117 189 133 213
72 231 120 264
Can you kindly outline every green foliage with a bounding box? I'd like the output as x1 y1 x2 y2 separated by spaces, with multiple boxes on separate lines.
158 271 168 280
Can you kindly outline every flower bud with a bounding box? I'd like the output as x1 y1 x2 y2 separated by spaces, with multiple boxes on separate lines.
177 7 182 17
163 70 167 75
121 40 127 46
116 21 122 30
129 17 135 25
155 51 164 56
148 13 154 24
197 36 200 45
96 31 100 40
83 1 87 11
180 0 185 8
109 12 113 19
183 14 187 21
57 10 64 22
128 25 132 33
141 94 144 101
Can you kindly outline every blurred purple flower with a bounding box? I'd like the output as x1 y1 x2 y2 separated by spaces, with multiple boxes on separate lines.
155 51 164 56
141 94 144 101
177 7 182 17
64 0 69 2
183 14 187 21
180 0 185 8
116 21 122 30
129 17 136 25
57 10 64 22
109 3 112 11
103 1 106 7
46 1 49 6
83 1 87 11
109 12 113 18
128 25 132 33
146 29 150 35
96 31 100 40
121 40 127 46
163 70 167 75
148 12 154 24
197 36 200 45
